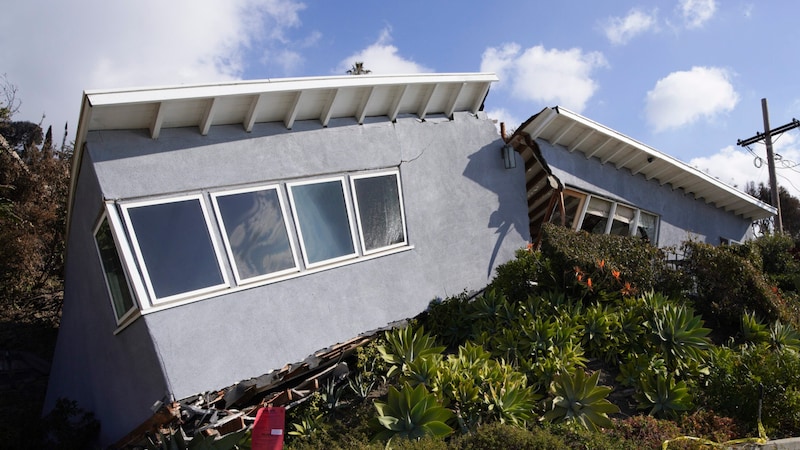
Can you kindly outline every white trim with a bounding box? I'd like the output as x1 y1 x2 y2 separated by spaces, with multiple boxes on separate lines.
120 194 231 305
210 184 300 285
287 176 360 269
92 212 138 325
350 170 409 256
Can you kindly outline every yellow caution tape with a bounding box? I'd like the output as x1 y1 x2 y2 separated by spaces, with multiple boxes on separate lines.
661 419 768 449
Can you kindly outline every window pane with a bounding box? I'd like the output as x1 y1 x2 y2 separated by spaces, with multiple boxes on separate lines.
290 180 355 265
581 197 611 234
95 218 134 321
353 174 405 252
127 199 224 299
610 205 634 236
215 188 296 281
636 212 658 243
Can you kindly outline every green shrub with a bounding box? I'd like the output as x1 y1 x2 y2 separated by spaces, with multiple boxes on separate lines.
539 223 682 299
701 343 800 438
450 422 568 450
608 415 686 450
489 247 559 302
681 240 791 332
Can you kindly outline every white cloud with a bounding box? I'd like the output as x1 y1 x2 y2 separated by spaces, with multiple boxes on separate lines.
480 44 607 113
645 66 738 132
679 0 716 28
335 28 432 75
603 9 658 45
0 0 307 139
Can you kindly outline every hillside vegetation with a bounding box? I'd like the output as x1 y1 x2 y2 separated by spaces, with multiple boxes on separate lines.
282 223 800 449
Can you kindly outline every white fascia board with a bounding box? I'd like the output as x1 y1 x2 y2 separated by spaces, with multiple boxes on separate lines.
83 73 499 107
550 106 776 219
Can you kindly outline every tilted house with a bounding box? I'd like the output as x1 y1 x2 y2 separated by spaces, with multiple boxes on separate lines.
45 72 775 445
45 73 532 445
507 106 775 247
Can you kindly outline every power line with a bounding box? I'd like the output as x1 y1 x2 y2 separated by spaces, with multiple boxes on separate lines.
737 99 800 234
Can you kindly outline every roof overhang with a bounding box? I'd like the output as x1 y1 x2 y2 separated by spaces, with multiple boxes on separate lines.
513 106 776 222
67 72 498 237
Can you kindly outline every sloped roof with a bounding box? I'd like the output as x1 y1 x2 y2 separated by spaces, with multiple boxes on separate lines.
74 72 497 145
516 106 776 221
68 72 498 235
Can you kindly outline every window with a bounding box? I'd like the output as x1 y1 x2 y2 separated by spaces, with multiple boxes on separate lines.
109 168 410 315
94 216 136 323
551 189 659 243
288 177 358 268
122 195 229 303
351 172 407 254
610 204 635 236
211 186 298 284
580 197 611 234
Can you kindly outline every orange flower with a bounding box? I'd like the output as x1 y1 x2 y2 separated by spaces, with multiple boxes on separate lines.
586 278 593 289
611 269 621 280
621 282 635 297
526 242 534 252
598 259 605 269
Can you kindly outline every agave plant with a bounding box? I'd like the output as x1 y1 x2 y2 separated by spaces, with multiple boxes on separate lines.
372 383 454 444
578 302 620 360
769 320 800 352
484 375 540 427
377 325 445 379
634 373 693 419
740 311 770 345
288 412 325 439
649 303 712 374
542 369 619 431
402 354 442 388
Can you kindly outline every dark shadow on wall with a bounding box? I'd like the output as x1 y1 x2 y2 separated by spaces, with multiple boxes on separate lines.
462 140 530 278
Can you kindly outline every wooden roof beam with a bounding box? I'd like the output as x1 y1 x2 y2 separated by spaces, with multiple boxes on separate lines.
200 97 219 136
284 91 304 129
443 82 465 118
320 88 340 127
417 84 438 120
150 101 165 139
388 85 408 122
355 86 375 124
244 93 267 132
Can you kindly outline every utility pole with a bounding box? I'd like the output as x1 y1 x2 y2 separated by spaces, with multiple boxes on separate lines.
737 98 800 234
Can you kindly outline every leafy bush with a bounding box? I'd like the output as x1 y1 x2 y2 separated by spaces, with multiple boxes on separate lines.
539 223 682 297
681 240 792 331
701 343 800 438
450 422 568 450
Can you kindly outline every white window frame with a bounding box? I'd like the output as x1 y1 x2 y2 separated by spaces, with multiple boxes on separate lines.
287 176 360 269
350 170 408 256
93 212 138 325
566 188 659 243
120 194 231 305
210 184 300 285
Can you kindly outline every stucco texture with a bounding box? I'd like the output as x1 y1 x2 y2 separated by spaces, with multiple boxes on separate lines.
49 111 529 444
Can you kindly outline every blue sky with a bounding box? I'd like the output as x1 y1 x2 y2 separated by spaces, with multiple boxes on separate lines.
4 0 800 196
